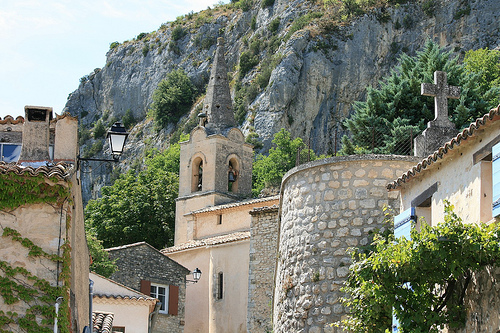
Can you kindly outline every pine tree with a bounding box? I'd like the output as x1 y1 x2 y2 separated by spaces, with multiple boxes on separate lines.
341 41 489 155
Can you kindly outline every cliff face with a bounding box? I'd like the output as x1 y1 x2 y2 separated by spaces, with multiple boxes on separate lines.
66 0 500 203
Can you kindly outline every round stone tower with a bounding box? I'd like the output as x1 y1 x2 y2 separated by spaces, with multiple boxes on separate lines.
273 155 419 333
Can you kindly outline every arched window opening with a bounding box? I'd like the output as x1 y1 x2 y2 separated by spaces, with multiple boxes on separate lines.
228 159 239 192
192 157 203 192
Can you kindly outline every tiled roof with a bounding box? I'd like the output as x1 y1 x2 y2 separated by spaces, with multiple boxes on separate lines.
162 231 250 254
249 204 279 215
93 311 114 333
0 161 74 181
387 105 500 190
187 195 279 215
106 241 151 252
90 272 158 301
0 115 24 124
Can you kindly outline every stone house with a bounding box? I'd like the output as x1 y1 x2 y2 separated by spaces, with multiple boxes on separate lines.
106 242 190 333
0 106 89 332
387 105 500 331
161 37 280 333
90 272 158 333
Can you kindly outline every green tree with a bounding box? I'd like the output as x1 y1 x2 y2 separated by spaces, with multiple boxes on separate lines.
341 41 490 155
122 109 136 129
149 69 196 129
93 119 106 139
463 48 500 107
340 203 500 333
87 232 117 277
252 129 321 196
84 139 185 249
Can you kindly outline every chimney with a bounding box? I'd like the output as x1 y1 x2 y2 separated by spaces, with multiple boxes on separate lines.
19 106 53 162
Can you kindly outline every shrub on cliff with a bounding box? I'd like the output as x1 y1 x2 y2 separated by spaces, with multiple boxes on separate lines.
149 69 196 130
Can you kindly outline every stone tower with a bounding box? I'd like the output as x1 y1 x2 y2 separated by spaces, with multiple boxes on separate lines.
174 38 254 245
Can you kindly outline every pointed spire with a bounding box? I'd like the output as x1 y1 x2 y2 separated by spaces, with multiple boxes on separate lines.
203 37 236 133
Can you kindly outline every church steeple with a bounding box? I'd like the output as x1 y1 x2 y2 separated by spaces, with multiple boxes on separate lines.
204 37 236 134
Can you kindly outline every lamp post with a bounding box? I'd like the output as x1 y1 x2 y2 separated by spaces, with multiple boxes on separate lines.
187 268 202 284
77 122 129 170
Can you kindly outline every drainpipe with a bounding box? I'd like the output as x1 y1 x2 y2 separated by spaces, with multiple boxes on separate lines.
53 297 63 333
148 302 161 333
89 279 94 333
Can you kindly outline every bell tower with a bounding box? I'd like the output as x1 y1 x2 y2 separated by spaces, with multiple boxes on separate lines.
174 38 254 245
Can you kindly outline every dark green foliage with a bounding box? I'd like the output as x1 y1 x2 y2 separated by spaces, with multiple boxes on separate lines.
245 131 263 150
261 0 275 8
421 0 436 17
122 109 136 129
235 0 253 11
78 125 91 146
87 233 117 277
340 203 500 332
85 140 185 249
252 129 322 196
109 41 120 50
136 32 148 40
82 140 104 159
402 14 413 28
142 44 149 57
171 26 187 41
269 18 280 34
341 41 489 155
285 12 323 42
239 51 259 79
463 48 500 107
93 120 106 139
149 69 196 129
251 16 257 30
454 5 470 19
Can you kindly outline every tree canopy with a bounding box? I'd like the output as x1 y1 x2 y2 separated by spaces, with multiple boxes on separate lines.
149 69 196 129
252 129 323 196
340 203 500 333
341 41 500 155
85 136 185 250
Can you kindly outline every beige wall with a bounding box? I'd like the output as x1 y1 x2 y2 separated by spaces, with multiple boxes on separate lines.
93 298 153 332
167 240 250 333
397 121 500 226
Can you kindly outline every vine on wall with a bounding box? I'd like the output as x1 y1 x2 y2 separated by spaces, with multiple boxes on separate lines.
0 172 72 333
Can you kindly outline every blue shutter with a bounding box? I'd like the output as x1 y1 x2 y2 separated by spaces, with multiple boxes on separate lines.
493 142 500 217
392 207 416 332
394 207 415 240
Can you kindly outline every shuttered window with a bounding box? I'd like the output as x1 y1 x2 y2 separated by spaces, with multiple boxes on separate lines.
394 207 415 240
140 280 179 315
492 142 500 217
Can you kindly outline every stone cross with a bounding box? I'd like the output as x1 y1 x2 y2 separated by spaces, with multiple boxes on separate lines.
421 71 460 127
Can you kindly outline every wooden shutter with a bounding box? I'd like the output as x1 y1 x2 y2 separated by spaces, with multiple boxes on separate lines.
168 285 179 315
394 207 415 240
140 279 151 295
492 142 500 217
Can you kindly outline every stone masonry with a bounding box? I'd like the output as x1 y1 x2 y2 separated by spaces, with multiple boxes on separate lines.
273 155 420 333
247 205 280 333
107 242 190 333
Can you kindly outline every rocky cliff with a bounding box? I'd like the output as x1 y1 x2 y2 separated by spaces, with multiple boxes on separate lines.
65 0 500 204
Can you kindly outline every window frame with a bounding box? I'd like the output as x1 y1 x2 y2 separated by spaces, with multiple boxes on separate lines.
150 283 170 314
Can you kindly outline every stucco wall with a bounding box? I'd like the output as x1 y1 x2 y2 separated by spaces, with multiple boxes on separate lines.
274 155 419 333
247 206 280 333
93 297 152 332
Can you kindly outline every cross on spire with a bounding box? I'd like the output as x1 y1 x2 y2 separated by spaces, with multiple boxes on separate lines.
421 71 460 127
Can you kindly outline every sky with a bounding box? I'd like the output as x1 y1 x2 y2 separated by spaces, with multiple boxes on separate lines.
0 0 228 119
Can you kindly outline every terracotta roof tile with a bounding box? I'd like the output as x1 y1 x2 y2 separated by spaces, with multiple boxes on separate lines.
93 311 114 333
387 105 500 190
0 161 74 181
187 195 279 215
0 115 24 125
162 231 250 254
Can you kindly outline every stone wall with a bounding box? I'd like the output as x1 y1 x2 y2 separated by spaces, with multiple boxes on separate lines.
108 243 190 333
247 205 280 333
273 155 420 333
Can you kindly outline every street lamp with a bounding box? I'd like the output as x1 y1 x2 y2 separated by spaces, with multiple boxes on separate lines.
107 122 129 160
187 268 202 284
77 122 129 170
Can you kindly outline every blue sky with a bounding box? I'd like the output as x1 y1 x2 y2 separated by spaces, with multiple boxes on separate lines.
0 0 228 118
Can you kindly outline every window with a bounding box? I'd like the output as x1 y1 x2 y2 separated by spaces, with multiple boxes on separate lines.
0 143 21 162
140 280 179 316
192 157 203 192
112 327 125 333
227 159 239 192
150 284 169 314
411 182 438 229
394 207 416 240
217 214 222 225
217 272 223 300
